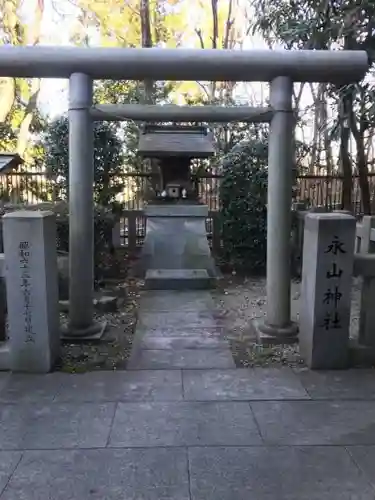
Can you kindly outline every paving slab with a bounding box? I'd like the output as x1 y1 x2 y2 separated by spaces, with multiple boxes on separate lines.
53 370 183 402
0 374 10 394
0 374 63 403
138 311 219 329
137 326 226 339
0 403 115 450
251 400 375 445
188 446 375 500
294 368 375 399
108 401 262 447
0 448 190 500
183 368 309 401
128 348 235 370
135 335 228 350
0 452 21 495
140 291 215 312
346 446 375 489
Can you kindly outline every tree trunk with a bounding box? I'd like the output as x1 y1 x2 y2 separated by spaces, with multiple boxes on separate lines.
339 92 352 211
17 80 41 156
308 83 319 173
350 108 371 214
140 0 154 103
0 78 15 123
339 34 356 212
16 0 44 156
209 0 219 101
321 84 333 174
357 136 371 214
140 0 158 192
0 0 21 125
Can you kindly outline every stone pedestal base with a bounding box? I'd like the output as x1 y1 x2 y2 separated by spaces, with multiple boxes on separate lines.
348 339 375 368
0 343 10 371
61 320 107 342
252 319 299 346
138 204 219 290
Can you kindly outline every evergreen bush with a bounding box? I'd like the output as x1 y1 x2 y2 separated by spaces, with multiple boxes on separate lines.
220 139 268 274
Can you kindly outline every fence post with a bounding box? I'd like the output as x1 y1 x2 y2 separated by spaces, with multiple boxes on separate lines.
359 216 375 254
212 213 221 255
359 275 375 347
291 204 306 277
358 216 375 346
3 211 60 373
128 212 137 254
112 221 121 248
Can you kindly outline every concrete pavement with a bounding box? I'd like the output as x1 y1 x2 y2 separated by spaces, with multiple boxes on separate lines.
0 291 375 499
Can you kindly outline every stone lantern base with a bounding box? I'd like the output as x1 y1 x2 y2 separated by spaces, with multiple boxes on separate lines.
137 204 219 290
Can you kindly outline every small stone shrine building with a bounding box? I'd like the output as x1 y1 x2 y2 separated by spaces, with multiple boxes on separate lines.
137 124 219 289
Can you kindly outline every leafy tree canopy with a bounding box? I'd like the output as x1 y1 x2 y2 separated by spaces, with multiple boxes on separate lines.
41 115 125 209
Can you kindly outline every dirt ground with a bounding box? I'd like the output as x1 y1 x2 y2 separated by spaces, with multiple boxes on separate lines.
212 275 362 368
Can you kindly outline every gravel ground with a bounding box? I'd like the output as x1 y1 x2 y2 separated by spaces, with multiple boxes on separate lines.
212 275 362 368
57 278 142 373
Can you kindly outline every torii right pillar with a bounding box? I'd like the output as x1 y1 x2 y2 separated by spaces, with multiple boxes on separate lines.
254 76 299 344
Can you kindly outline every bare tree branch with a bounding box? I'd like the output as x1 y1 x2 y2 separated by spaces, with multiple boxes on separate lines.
195 28 205 49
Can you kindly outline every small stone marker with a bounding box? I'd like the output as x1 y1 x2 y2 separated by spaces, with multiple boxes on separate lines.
3 211 60 372
299 213 356 369
358 216 375 347
0 254 6 342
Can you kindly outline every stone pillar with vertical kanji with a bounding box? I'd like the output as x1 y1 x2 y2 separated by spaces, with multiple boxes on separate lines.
299 212 356 369
3 211 60 373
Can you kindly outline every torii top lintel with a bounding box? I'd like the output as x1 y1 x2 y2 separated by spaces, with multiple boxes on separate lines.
0 46 368 83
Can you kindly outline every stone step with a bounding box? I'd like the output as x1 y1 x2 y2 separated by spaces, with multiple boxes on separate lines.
145 269 214 290
140 290 215 312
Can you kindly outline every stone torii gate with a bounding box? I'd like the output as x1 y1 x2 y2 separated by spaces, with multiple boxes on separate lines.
0 46 368 342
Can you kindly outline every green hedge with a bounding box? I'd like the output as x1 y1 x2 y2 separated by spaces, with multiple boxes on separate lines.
220 140 268 274
0 202 117 283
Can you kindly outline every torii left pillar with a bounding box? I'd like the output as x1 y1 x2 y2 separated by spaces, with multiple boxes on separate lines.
254 76 299 344
64 72 105 339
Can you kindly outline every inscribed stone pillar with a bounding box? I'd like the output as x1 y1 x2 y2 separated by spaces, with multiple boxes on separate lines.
299 213 356 369
3 211 60 373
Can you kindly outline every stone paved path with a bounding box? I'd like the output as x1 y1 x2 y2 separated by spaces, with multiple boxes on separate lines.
1 291 375 498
